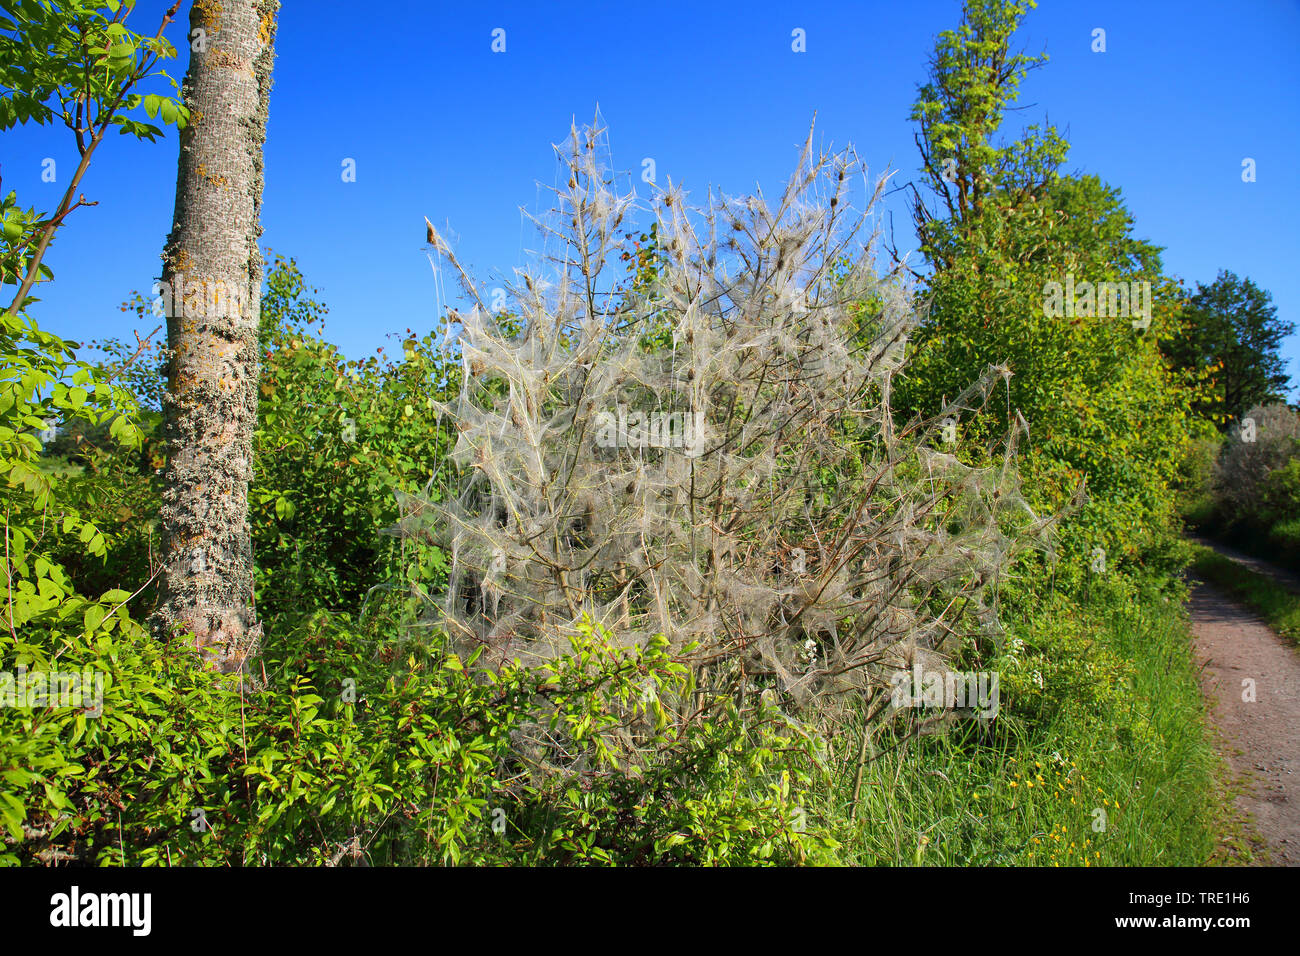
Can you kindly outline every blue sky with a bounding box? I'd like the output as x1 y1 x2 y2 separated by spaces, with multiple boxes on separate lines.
5 0 1299 392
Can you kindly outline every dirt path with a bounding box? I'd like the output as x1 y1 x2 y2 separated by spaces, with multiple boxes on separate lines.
1192 535 1300 594
1188 543 1300 865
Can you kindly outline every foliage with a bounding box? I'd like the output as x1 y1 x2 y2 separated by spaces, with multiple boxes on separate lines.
250 256 458 627
1261 460 1300 559
897 0 1200 588
0 310 163 867
1 309 145 635
0 2 183 643
1167 271 1295 426
1196 403 1300 569
1 607 837 865
906 0 1068 269
1 0 188 315
1175 433 1224 528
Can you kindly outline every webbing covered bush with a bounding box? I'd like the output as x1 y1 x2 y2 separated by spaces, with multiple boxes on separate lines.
402 121 1060 722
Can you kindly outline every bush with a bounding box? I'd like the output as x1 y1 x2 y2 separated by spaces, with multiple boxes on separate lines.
1175 433 1223 528
1215 403 1300 519
2 608 838 865
250 257 457 626
1199 403 1300 568
4 275 838 866
407 123 1052 750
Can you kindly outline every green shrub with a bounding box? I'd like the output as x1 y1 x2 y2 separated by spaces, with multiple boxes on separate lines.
2 609 837 865
249 257 457 626
38 257 461 631
1198 404 1300 569
1176 434 1223 528
1267 517 1300 567
1215 403 1300 521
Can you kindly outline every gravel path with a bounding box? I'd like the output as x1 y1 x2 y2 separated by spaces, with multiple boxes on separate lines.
1188 542 1300 866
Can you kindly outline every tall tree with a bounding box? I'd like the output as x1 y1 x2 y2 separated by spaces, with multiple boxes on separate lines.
896 0 1198 580
153 0 279 674
1167 270 1294 426
904 0 1067 272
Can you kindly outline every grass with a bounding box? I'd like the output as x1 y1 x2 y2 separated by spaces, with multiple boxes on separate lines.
1190 544 1300 647
817 581 1221 865
1190 515 1300 578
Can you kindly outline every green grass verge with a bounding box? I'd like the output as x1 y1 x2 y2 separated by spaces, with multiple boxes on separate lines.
1190 545 1300 647
816 582 1221 865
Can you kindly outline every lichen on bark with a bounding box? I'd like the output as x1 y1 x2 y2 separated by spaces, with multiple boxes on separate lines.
153 0 279 676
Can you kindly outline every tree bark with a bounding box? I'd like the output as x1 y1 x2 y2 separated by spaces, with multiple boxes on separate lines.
153 0 279 675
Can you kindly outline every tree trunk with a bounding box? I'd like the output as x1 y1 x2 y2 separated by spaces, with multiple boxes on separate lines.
153 0 279 675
